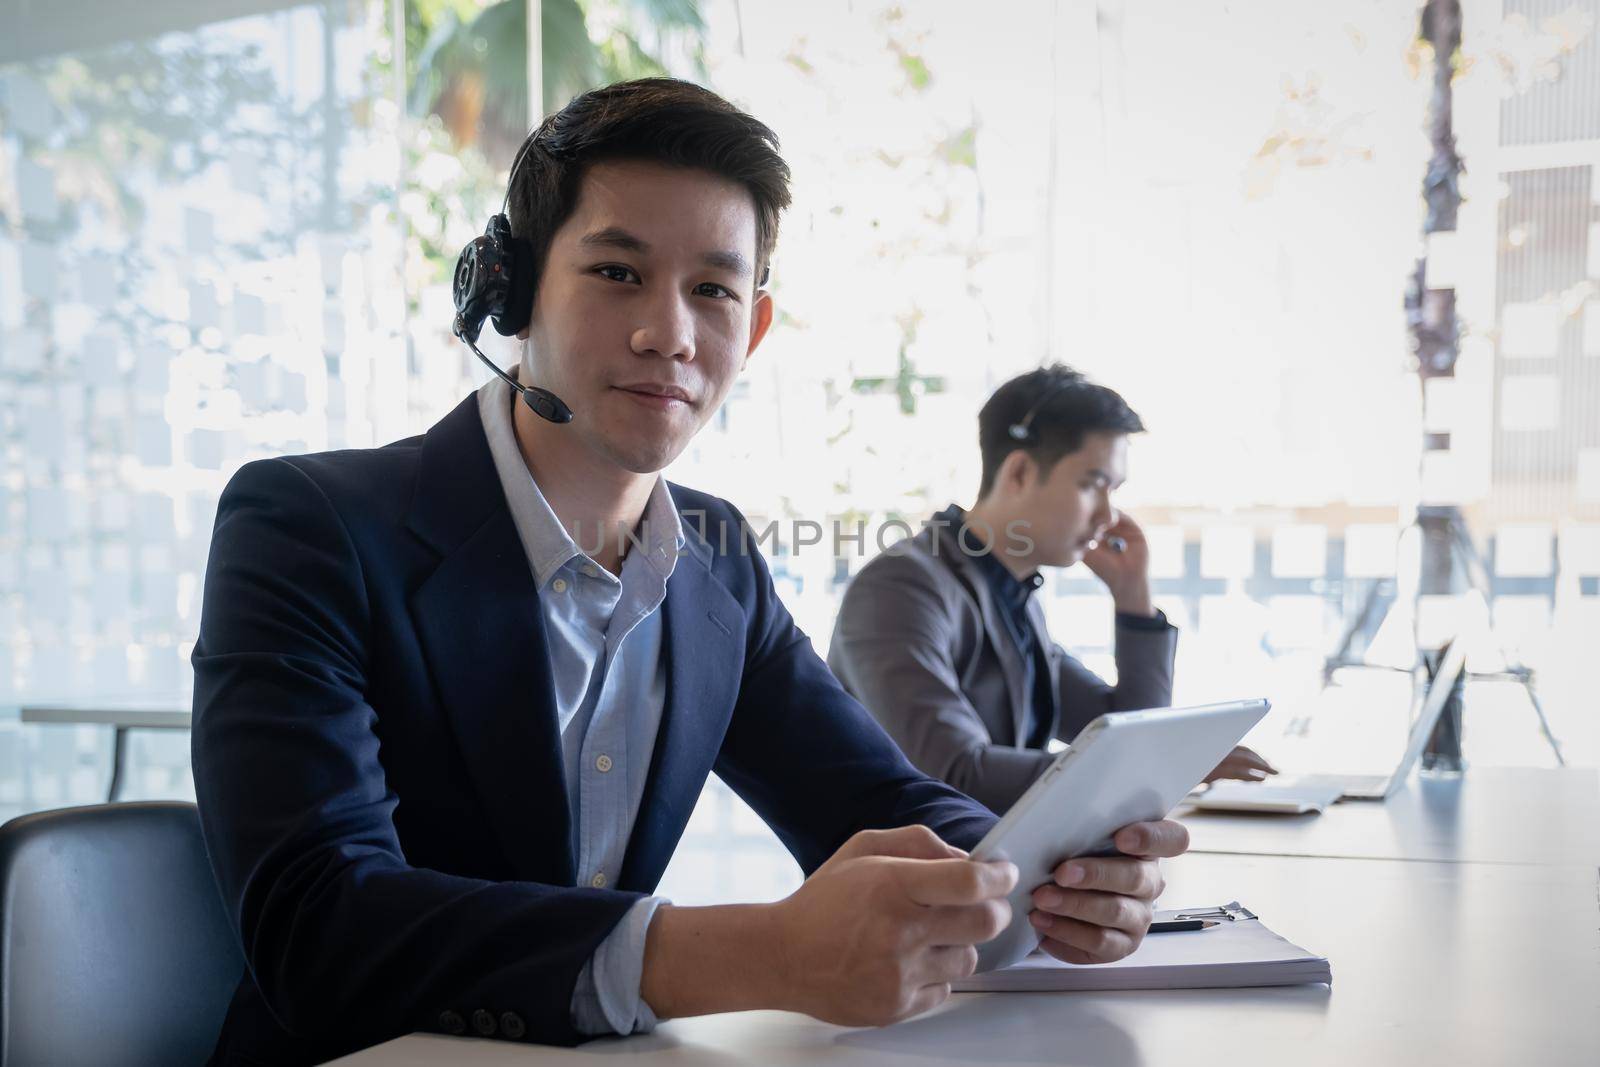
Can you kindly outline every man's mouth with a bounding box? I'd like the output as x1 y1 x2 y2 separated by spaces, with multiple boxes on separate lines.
613 382 693 409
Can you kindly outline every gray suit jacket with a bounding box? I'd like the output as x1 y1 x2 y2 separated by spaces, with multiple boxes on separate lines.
827 521 1177 815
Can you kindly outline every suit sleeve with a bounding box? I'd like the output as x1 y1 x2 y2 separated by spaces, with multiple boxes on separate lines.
1053 613 1179 741
709 530 999 869
191 458 640 1050
827 552 1056 815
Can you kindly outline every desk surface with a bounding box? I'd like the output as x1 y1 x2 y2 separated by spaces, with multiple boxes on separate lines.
336 849 1599 1067
18 703 191 729
1182 766 1600 869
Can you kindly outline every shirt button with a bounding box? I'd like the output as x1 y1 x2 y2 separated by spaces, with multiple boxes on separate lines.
591 871 607 888
581 563 599 578
551 578 568 593
595 754 613 773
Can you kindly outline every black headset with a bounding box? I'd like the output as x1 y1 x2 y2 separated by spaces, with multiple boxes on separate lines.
1006 370 1084 442
451 140 574 424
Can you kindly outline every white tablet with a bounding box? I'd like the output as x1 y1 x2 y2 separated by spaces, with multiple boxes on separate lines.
971 699 1270 972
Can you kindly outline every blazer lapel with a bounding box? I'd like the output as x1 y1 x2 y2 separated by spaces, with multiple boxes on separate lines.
944 532 1032 747
405 396 573 885
619 509 744 892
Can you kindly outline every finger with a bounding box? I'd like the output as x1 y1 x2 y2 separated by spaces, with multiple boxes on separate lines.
1109 511 1143 534
1029 887 1151 935
1050 856 1164 899
920 899 1012 947
916 944 981 986
1080 546 1125 576
895 858 1018 906
1207 755 1275 782
899 982 952 1022
1112 819 1190 859
1029 913 1140 964
1229 746 1277 774
844 825 969 863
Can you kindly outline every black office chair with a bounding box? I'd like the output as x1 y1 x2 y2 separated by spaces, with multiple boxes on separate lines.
0 802 243 1066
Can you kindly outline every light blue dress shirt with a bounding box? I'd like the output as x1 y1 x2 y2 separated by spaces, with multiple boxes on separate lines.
478 376 682 1036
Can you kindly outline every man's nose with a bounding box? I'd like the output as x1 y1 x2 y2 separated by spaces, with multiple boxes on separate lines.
630 289 695 360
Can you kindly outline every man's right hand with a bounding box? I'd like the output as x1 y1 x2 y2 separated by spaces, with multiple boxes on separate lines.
768 826 1017 1027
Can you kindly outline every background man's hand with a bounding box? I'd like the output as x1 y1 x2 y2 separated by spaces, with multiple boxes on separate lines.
770 826 1017 1027
1203 744 1278 783
1082 514 1154 616
1027 819 1188 965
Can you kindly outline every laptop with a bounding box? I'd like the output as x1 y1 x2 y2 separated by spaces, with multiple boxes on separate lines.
1193 639 1467 813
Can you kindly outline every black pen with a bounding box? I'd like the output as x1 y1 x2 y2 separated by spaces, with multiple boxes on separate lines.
1148 919 1220 933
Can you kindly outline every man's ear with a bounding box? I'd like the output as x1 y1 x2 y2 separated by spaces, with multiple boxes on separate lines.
1003 449 1038 494
742 289 775 369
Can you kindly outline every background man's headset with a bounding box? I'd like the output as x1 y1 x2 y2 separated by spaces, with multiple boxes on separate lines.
450 140 574 425
1006 370 1083 442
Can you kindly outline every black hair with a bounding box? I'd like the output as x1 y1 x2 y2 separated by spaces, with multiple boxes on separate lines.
976 364 1145 498
506 78 791 294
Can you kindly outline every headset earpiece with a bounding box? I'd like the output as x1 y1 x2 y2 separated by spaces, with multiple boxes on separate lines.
487 215 535 337
450 206 572 425
451 214 534 343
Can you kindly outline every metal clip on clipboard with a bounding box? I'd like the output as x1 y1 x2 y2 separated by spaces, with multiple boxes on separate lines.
1170 901 1258 923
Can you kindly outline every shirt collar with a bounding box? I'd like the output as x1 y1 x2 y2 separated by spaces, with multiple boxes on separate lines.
937 503 1043 605
477 371 684 589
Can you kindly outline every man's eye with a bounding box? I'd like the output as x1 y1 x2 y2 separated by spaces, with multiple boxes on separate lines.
596 265 638 283
694 282 733 299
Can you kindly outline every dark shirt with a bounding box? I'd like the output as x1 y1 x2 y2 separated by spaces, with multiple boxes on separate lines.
938 505 1056 748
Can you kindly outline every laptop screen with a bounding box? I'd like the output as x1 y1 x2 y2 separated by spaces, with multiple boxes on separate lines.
1389 640 1470 786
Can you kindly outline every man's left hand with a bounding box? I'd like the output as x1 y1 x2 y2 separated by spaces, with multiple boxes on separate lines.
1026 819 1188 965
1082 514 1154 616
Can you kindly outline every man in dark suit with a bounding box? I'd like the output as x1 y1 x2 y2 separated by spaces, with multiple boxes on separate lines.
829 366 1275 815
191 80 1190 1065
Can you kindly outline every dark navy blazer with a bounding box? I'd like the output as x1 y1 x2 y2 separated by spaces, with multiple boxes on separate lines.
190 393 998 1065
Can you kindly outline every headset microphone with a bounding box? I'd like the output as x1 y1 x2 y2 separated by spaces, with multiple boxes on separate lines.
450 146 573 424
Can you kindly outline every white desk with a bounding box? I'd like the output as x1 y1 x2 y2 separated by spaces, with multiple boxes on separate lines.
336 848 1599 1066
18 702 191 801
1180 767 1600 869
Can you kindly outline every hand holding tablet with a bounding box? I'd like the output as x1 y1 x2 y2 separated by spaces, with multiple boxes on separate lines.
970 700 1270 972
1024 818 1190 966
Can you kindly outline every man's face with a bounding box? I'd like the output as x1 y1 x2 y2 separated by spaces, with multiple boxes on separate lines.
1015 432 1128 569
524 159 772 473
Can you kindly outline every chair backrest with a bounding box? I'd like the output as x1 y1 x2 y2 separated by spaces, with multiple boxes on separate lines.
0 802 243 1067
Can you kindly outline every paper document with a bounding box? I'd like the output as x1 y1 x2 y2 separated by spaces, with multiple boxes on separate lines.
954 902 1330 992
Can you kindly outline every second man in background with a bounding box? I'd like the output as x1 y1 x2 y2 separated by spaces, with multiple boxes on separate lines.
829 365 1274 815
